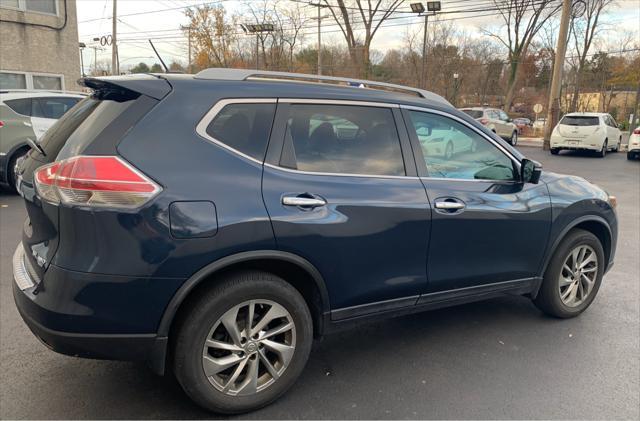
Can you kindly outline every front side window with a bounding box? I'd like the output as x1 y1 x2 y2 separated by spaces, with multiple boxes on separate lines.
499 111 509 121
282 104 405 176
205 103 276 161
407 110 516 181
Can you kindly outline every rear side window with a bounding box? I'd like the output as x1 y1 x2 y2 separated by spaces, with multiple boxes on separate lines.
4 98 31 116
32 97 81 119
281 104 405 176
206 103 276 161
462 109 483 119
560 116 599 126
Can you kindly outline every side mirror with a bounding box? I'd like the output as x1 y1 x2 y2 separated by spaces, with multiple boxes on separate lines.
521 158 542 184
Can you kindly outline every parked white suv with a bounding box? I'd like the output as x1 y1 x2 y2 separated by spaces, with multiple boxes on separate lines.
550 112 621 157
459 107 519 145
628 126 640 160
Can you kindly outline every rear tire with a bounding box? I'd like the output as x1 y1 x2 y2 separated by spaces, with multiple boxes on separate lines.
550 148 559 155
533 229 604 318
597 140 607 158
173 271 313 414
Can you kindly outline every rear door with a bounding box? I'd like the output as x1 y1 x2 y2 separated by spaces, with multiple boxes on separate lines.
262 100 431 319
403 107 551 294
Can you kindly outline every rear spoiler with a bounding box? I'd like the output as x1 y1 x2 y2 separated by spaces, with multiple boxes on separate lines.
78 74 171 100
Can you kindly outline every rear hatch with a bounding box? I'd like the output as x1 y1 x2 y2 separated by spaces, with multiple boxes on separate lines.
16 75 170 282
557 115 600 138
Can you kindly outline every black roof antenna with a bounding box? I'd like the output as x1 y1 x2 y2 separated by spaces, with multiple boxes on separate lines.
148 39 169 73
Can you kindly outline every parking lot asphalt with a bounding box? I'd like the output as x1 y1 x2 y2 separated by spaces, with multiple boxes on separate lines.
1 147 638 420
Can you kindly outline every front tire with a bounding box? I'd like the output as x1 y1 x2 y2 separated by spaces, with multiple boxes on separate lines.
550 148 559 155
510 131 518 146
533 229 604 318
7 149 28 193
173 271 313 414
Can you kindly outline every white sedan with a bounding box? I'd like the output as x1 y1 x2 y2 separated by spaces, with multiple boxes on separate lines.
550 112 622 157
628 127 640 160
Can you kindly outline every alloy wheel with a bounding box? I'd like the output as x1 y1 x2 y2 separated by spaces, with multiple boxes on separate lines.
202 300 296 396
511 131 518 146
558 245 598 307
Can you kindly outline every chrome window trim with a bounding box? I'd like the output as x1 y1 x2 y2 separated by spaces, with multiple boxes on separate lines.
196 97 415 180
263 162 419 180
195 98 277 166
400 104 522 171
278 98 399 108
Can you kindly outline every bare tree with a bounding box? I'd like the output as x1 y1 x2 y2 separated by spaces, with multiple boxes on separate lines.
323 0 404 78
569 0 613 111
484 0 561 111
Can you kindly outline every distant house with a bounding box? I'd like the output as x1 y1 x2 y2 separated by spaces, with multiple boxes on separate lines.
0 0 81 91
565 91 638 117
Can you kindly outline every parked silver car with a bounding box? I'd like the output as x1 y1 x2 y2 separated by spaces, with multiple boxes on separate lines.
459 107 519 145
0 90 84 191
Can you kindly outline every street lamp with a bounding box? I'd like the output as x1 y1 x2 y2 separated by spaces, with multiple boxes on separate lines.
240 23 275 70
410 1 441 89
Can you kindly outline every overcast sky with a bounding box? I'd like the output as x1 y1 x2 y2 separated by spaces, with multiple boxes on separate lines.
77 0 640 72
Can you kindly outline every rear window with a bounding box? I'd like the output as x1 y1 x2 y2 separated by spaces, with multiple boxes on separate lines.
4 98 31 116
560 116 599 126
205 103 276 161
462 109 483 119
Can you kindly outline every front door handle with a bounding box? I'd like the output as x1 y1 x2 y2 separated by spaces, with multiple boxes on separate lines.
282 195 327 208
434 198 466 213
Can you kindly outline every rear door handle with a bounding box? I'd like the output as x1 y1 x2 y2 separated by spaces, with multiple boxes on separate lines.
282 195 326 208
434 198 466 213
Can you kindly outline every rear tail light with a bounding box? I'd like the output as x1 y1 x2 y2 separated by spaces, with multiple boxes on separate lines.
34 156 161 209
479 118 489 125
0 120 4 127
634 128 640 135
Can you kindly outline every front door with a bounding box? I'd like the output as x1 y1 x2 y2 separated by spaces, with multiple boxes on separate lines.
262 101 431 319
403 108 551 293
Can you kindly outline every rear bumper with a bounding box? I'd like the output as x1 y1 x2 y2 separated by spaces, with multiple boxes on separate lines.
12 244 175 374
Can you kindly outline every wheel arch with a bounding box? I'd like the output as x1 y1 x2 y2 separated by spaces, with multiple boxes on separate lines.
157 250 331 340
533 215 612 298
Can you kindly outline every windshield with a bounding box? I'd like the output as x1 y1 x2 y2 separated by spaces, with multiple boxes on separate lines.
462 109 483 119
560 116 599 126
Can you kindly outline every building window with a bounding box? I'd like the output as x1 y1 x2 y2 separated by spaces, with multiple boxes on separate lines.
0 72 27 89
33 75 62 90
0 71 64 90
0 0 58 15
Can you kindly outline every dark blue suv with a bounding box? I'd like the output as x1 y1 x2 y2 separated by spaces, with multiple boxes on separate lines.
13 70 617 413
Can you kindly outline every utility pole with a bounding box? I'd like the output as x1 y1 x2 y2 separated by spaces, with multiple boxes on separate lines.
317 3 322 75
181 25 192 73
111 0 119 75
543 0 572 150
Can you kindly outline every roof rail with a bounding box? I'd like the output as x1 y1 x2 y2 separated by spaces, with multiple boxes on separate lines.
194 68 450 105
